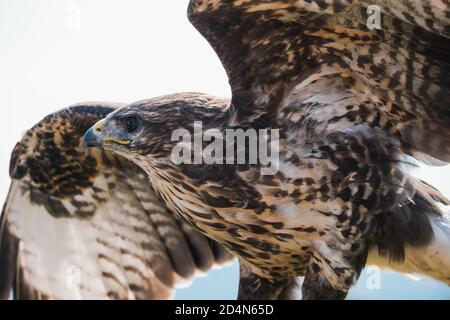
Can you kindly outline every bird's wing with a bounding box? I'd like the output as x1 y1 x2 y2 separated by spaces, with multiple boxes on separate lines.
0 103 234 300
188 0 449 163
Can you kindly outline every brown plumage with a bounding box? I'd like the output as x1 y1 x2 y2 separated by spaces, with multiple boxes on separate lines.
82 1 450 299
3 0 450 300
188 0 450 163
0 103 233 300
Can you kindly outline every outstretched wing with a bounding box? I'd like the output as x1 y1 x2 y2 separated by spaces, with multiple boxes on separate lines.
0 103 233 300
188 0 449 163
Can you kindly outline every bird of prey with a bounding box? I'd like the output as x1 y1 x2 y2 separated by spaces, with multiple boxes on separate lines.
82 0 450 300
0 103 233 300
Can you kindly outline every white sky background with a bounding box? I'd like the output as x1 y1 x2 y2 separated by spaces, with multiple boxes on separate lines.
0 0 448 299
0 0 231 205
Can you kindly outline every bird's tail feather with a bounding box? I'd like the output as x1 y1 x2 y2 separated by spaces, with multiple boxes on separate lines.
367 179 450 285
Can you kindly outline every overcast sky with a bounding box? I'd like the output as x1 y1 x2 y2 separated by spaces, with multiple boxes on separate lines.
0 0 448 299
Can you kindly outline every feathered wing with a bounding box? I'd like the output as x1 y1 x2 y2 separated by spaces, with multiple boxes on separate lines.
188 0 450 283
188 0 449 162
0 103 234 300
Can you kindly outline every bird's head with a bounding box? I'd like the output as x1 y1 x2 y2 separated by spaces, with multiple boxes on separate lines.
83 93 229 165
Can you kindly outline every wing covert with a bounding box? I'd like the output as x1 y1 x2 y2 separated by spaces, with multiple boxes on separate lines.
188 0 450 162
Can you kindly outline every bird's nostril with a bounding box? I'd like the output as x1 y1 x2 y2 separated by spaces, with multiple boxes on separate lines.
95 127 102 132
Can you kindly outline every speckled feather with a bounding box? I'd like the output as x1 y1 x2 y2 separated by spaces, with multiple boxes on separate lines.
91 0 450 299
0 103 233 300
188 0 450 162
107 92 449 300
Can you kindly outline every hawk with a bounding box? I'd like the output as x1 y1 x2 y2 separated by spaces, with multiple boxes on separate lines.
82 0 450 300
0 103 233 300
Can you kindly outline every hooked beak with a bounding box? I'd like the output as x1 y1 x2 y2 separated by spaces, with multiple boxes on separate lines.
83 119 105 151
83 119 132 151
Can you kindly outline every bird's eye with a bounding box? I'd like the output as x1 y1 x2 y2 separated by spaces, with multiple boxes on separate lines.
124 116 140 133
